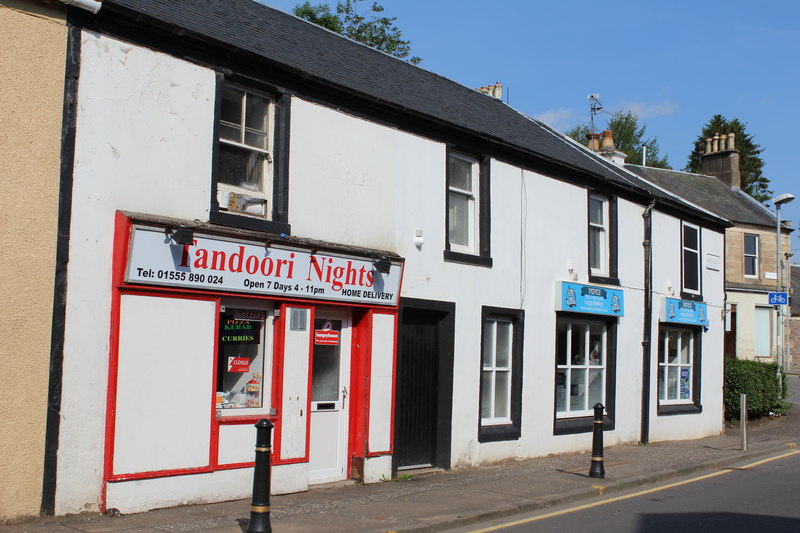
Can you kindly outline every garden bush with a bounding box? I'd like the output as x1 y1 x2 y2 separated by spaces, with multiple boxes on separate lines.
724 358 787 420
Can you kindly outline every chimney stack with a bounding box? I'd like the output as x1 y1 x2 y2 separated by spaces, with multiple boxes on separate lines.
476 82 503 100
700 132 741 188
596 129 627 166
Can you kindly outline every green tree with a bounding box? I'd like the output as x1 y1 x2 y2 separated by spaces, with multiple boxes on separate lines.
566 110 670 169
685 114 770 203
293 1 421 64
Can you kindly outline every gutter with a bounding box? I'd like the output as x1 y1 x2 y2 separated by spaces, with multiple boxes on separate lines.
57 0 101 14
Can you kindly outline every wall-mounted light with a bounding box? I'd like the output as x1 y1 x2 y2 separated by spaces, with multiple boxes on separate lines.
414 229 424 249
169 226 195 245
372 255 391 274
566 260 577 281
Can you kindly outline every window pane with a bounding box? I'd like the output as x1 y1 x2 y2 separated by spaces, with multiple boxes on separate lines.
481 371 493 418
589 197 604 225
244 131 267 149
220 88 243 129
494 371 510 418
217 310 265 409
589 323 604 365
744 234 757 255
589 227 604 270
218 143 265 190
683 225 698 250
745 256 757 276
657 365 665 400
683 250 699 291
448 191 470 246
555 369 568 412
244 94 268 133
220 123 241 143
571 324 586 365
570 368 587 411
755 307 771 356
448 154 473 191
495 321 511 368
312 320 341 402
667 331 679 363
680 332 691 364
588 368 603 406
482 321 495 367
556 321 568 366
679 367 691 400
668 366 679 399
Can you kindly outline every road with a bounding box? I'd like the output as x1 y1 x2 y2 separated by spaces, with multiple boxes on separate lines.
447 450 800 533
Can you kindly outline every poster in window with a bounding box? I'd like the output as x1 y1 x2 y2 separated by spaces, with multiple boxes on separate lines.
217 310 265 409
680 367 690 400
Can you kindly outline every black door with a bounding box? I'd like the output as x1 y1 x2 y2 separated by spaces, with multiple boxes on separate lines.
394 301 454 471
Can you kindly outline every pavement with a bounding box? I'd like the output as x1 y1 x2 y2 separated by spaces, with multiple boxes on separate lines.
3 375 800 533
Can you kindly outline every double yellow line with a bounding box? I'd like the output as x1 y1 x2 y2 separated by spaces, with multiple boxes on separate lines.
467 449 800 532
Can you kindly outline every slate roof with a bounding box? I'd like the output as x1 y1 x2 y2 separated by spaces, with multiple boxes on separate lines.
98 0 725 225
625 165 776 227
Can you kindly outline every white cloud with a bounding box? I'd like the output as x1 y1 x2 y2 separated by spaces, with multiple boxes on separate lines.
533 107 577 131
619 100 679 118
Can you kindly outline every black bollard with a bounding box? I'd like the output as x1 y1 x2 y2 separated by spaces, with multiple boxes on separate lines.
588 402 605 479
247 418 274 533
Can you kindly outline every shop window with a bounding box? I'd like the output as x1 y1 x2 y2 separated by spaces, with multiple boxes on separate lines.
444 149 492 267
744 233 759 277
657 325 702 415
478 307 523 442
588 194 618 285
211 80 290 235
216 304 272 414
554 315 616 434
681 222 701 298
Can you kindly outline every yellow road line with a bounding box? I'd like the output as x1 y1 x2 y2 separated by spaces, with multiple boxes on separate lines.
467 449 800 533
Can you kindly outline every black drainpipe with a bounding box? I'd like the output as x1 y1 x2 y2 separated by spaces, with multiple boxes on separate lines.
641 199 656 444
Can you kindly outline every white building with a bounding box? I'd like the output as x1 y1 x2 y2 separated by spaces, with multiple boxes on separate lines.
23 0 728 516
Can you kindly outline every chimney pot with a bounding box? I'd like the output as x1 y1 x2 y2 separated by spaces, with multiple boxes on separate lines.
727 133 735 151
712 134 720 152
586 133 601 151
600 130 615 150
705 138 713 154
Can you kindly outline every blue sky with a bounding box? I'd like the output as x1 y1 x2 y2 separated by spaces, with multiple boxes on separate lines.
262 0 800 254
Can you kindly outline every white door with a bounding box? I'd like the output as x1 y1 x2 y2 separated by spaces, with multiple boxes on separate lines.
309 310 351 484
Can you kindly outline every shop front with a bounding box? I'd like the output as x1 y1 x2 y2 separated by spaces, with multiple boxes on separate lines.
102 213 403 513
553 281 624 434
656 297 709 415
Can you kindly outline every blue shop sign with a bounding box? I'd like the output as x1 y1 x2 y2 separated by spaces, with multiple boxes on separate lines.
662 298 708 326
557 282 624 317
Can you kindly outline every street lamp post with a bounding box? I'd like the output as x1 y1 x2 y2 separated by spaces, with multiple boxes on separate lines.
773 193 795 382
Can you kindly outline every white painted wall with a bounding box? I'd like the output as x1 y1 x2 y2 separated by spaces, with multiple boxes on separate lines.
57 32 216 514
59 32 727 514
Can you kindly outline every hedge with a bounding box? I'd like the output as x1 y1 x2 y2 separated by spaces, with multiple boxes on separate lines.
724 358 788 419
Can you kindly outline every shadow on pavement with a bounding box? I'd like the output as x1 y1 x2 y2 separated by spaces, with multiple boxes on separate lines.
637 512 800 533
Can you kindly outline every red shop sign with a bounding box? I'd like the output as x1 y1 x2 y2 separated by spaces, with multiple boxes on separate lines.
228 356 251 373
314 330 339 345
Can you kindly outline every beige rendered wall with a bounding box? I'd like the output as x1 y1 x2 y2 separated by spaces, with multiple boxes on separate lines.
0 0 66 522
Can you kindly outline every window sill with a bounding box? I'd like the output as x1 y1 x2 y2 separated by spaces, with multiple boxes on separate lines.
478 423 520 443
588 275 620 286
443 249 493 267
657 402 702 416
554 415 614 435
210 210 290 235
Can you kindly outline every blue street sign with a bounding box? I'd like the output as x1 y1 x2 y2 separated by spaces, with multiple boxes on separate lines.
768 292 789 305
